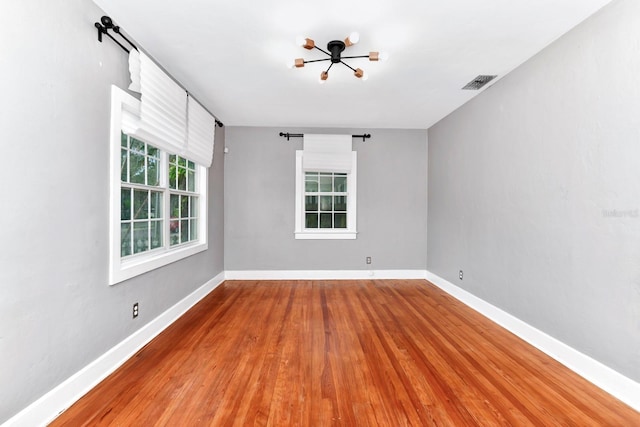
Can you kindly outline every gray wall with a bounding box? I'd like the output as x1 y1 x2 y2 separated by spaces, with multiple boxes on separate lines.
225 127 427 271
0 0 224 422
428 0 640 382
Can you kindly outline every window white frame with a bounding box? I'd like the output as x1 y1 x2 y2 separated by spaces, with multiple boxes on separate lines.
294 150 357 239
109 86 208 285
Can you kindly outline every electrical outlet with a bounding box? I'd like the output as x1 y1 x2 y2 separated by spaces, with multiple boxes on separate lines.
459 270 463 280
366 256 372 265
133 302 139 318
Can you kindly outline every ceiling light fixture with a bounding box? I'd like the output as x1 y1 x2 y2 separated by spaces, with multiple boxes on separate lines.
290 32 387 83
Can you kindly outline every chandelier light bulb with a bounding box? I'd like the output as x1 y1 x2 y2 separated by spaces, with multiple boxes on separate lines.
379 51 389 61
345 31 360 47
295 36 306 47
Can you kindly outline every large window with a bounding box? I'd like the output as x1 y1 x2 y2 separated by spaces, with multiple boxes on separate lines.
110 87 208 285
294 150 357 239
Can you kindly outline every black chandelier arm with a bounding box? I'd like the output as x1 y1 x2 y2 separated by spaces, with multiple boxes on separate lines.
339 61 357 72
313 45 331 57
303 58 332 64
324 62 335 73
340 55 370 60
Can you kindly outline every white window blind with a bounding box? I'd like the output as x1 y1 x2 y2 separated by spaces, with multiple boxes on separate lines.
186 95 216 167
128 50 216 167
302 134 353 173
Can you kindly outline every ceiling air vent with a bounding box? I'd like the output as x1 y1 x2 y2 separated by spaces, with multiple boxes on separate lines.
462 75 497 90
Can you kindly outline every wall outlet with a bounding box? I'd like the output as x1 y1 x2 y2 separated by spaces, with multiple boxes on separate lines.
132 302 139 318
366 256 372 265
459 270 463 280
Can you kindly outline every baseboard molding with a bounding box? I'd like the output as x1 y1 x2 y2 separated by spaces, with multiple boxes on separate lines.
3 272 225 427
425 271 640 412
224 269 427 280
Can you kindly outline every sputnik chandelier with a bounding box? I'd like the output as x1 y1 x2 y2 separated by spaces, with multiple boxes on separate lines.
289 32 387 83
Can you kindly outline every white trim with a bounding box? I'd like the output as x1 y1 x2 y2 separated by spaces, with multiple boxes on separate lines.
294 151 357 239
109 86 209 285
225 270 427 280
3 272 225 427
424 271 640 412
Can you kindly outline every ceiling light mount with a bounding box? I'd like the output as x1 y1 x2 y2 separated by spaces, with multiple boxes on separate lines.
291 32 386 83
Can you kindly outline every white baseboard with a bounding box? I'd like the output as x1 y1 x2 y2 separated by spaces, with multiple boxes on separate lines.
425 271 640 412
3 272 225 427
224 269 427 280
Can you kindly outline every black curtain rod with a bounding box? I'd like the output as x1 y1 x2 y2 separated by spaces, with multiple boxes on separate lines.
279 132 371 142
93 16 224 128
95 16 137 54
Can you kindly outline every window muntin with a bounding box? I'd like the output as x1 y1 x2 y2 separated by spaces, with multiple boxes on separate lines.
304 172 348 229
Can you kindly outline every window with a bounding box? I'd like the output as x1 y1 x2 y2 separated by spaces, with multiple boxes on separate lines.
303 172 348 229
294 149 357 240
110 87 208 285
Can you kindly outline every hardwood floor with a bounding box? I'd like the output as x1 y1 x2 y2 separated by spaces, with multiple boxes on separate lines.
51 280 639 426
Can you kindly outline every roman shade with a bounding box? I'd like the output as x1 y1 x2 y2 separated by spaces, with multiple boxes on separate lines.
186 96 216 167
127 50 215 167
302 134 353 173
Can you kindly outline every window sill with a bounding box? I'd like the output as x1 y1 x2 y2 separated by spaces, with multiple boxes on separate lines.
295 231 357 240
109 241 208 285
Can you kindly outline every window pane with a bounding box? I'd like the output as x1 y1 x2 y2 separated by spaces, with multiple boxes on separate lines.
129 152 145 184
319 213 333 228
133 190 149 219
150 220 163 249
169 154 176 164
133 222 149 254
191 197 199 218
334 175 347 192
320 196 332 211
188 169 195 192
177 167 187 190
178 156 186 167
305 213 318 229
319 174 332 192
121 132 128 147
334 196 347 212
188 160 195 170
147 145 159 158
305 173 318 192
170 219 180 246
130 138 145 154
181 195 189 218
147 157 159 186
120 223 131 256
169 163 177 189
120 148 128 182
305 196 318 212
121 188 131 221
181 220 189 243
190 219 198 241
334 213 347 229
170 194 179 218
150 191 162 219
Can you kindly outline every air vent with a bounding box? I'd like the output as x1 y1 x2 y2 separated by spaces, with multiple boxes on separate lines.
462 75 497 90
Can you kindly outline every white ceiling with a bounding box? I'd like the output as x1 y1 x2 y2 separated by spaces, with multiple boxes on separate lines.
93 0 612 129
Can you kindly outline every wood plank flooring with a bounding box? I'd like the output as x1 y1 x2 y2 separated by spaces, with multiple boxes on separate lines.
51 280 640 426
